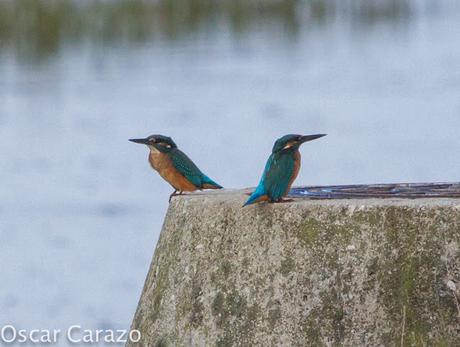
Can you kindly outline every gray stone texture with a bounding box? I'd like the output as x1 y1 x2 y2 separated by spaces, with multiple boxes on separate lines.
128 190 460 347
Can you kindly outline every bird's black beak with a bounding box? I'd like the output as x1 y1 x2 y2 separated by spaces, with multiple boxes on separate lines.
129 138 150 145
299 134 327 143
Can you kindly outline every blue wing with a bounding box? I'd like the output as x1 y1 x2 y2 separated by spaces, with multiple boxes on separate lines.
263 152 295 201
201 175 223 189
244 152 296 206
169 149 222 189
169 149 205 188
244 154 274 206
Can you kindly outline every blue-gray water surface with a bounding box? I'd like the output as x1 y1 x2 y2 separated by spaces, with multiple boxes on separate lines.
0 0 459 339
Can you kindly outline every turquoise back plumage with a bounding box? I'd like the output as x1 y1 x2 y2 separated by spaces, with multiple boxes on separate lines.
264 151 296 200
169 149 222 189
244 150 296 205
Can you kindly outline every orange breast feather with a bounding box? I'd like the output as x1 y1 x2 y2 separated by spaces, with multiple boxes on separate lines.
285 151 301 196
149 152 197 191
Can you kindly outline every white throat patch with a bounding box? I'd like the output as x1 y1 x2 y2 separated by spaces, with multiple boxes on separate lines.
148 145 160 154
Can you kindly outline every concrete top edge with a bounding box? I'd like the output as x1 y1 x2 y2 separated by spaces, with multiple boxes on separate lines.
172 188 460 208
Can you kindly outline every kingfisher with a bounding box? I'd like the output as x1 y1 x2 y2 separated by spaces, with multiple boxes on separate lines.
129 135 223 201
244 134 326 206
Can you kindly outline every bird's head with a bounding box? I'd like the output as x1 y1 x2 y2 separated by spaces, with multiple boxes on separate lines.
272 134 326 153
129 134 177 153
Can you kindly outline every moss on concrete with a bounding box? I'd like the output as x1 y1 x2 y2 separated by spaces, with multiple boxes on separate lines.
128 191 460 346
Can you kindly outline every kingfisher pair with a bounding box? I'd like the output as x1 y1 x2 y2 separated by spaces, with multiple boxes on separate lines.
129 133 326 205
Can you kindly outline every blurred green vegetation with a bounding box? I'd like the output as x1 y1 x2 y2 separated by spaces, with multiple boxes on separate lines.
0 0 411 62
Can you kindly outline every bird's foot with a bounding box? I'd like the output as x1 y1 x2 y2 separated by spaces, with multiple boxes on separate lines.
169 191 185 203
169 190 178 203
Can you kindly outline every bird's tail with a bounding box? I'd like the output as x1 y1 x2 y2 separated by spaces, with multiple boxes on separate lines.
243 185 267 206
201 175 223 189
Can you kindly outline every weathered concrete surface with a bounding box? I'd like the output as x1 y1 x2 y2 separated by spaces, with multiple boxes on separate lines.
128 190 460 347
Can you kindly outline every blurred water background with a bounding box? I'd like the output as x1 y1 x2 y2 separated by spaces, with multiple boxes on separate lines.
1 0 460 342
